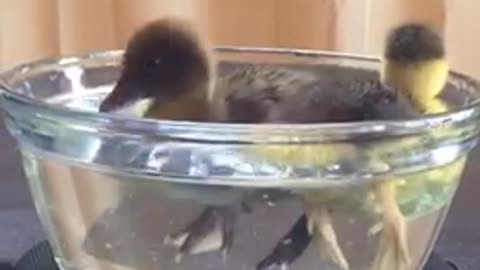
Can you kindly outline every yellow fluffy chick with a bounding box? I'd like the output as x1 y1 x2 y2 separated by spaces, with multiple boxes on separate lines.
382 23 449 114
373 23 452 270
224 68 421 270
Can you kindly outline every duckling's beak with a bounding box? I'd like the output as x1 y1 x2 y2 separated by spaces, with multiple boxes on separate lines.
99 75 145 113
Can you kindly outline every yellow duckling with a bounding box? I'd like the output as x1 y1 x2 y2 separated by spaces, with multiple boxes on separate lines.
247 23 458 270
371 23 460 270
225 67 421 270
382 23 449 114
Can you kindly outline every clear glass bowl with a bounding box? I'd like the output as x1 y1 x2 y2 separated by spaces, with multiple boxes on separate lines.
1 47 480 270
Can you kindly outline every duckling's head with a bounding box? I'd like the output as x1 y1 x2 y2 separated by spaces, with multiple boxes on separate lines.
385 23 445 64
382 23 449 113
99 17 213 114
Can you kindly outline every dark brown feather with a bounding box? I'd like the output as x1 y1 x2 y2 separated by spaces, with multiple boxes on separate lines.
220 65 420 124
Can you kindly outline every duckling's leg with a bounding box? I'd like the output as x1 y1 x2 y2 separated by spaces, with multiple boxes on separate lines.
306 206 349 270
164 206 236 260
371 181 410 270
256 215 312 270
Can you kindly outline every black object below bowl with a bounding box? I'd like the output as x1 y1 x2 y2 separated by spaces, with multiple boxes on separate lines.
14 241 57 270
8 240 460 270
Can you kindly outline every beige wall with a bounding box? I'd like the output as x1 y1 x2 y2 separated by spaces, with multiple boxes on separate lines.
0 0 479 77
445 1 480 76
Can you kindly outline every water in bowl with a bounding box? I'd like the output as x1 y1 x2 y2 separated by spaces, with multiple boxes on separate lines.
11 62 473 270
19 88 465 270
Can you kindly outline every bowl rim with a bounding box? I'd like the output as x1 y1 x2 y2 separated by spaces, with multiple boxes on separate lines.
1 46 480 143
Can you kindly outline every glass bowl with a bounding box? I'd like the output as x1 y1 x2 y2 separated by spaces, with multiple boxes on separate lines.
1 47 480 270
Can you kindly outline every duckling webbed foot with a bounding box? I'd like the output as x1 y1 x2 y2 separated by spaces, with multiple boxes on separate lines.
306 206 349 270
371 181 410 270
256 214 312 270
164 206 236 261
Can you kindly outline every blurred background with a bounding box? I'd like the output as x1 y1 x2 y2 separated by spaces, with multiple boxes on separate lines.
0 0 479 76
0 0 479 268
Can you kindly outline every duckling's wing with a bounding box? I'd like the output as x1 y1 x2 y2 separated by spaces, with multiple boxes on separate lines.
349 80 422 121
268 79 422 123
216 64 317 123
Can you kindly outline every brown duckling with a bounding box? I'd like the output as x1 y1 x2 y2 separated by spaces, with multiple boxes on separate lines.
96 15 345 265
99 16 215 121
98 17 239 260
96 16 302 262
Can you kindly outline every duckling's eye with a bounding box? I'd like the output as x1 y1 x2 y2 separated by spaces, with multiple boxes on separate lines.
144 58 162 70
